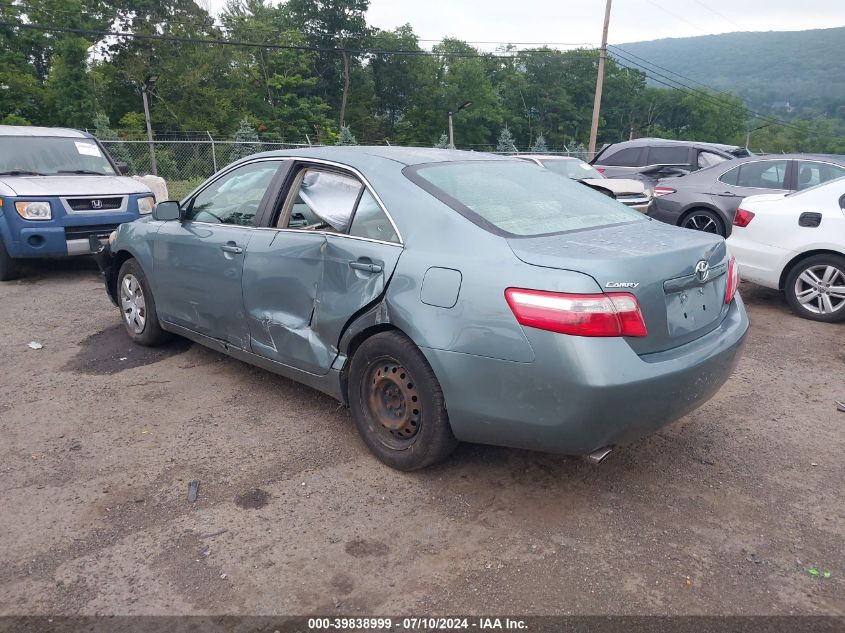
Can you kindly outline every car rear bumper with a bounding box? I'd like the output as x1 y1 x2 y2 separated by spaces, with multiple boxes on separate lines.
726 232 786 289
422 295 748 455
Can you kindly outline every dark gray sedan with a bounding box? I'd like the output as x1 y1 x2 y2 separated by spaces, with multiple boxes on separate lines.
649 154 845 237
94 148 748 470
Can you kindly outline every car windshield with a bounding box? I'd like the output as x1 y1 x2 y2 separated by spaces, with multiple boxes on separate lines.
0 136 116 176
541 159 604 180
410 160 644 237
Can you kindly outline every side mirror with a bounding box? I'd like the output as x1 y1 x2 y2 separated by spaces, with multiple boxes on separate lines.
153 200 182 221
114 161 129 175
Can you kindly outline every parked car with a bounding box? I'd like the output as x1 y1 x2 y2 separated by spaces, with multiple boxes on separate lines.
515 154 651 212
592 138 750 187
649 154 845 237
727 177 845 322
93 148 748 470
0 125 155 281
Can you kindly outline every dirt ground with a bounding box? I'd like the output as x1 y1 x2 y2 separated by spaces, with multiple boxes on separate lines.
0 257 842 617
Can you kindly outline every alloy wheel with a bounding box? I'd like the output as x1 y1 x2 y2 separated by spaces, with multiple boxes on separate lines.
683 213 720 234
793 264 845 315
120 273 147 334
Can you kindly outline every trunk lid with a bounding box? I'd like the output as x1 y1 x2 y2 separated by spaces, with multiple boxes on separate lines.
507 219 730 354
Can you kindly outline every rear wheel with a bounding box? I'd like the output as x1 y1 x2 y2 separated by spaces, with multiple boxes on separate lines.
348 331 457 470
681 209 725 236
117 258 170 345
0 238 21 281
784 254 845 322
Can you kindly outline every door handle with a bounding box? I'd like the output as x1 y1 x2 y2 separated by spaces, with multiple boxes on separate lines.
221 243 243 254
718 191 740 197
349 260 382 273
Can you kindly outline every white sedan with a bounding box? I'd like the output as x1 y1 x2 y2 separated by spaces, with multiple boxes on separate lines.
727 177 845 322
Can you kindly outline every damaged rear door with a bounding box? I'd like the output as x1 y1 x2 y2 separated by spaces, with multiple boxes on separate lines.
242 165 402 375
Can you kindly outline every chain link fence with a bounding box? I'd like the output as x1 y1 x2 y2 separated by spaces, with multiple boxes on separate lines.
98 138 587 200
99 139 311 200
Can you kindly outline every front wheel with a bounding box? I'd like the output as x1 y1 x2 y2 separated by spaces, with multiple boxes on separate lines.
117 258 171 345
348 331 458 470
0 238 21 281
681 209 725 236
784 254 845 322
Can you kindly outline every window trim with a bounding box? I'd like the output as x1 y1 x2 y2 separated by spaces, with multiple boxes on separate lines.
793 159 845 191
181 156 404 247
402 159 644 240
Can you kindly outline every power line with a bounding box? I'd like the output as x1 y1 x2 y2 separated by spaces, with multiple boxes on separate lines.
0 21 602 60
687 0 746 31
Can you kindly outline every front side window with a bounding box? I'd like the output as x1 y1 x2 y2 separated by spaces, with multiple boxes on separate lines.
408 160 643 237
188 161 280 225
0 136 116 176
698 151 727 169
648 146 690 166
795 161 845 191
736 160 788 189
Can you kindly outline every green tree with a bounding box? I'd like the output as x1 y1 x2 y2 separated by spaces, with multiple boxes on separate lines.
230 118 261 161
530 134 548 153
45 37 98 129
496 126 517 152
335 125 358 145
434 133 449 149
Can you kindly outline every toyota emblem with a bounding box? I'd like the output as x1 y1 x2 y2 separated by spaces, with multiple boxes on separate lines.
694 260 710 283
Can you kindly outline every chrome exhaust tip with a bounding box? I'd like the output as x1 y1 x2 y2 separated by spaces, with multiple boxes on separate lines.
586 446 614 464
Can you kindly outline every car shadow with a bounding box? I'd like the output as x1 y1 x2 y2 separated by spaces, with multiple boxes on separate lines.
11 255 102 284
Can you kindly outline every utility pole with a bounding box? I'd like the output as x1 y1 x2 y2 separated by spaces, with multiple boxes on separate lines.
141 74 158 176
588 0 612 159
448 101 473 149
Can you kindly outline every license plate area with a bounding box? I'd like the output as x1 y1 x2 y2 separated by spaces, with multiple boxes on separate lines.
665 280 721 336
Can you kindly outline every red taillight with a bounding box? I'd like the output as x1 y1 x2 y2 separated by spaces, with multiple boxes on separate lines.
653 186 676 197
504 288 648 337
733 208 755 227
596 167 606 174
724 255 740 304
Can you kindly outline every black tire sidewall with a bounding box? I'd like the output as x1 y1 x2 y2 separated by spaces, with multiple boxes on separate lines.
784 254 845 323
117 259 169 345
348 331 457 470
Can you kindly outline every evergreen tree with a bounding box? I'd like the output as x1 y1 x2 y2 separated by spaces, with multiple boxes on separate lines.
335 125 358 146
229 119 261 161
496 126 518 153
530 134 548 153
93 113 131 167
434 132 449 149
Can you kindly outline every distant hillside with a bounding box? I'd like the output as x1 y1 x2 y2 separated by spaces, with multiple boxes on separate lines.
618 27 845 119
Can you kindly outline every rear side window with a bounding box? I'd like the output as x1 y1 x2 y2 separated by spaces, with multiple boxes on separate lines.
719 166 740 186
648 146 690 165
736 160 788 189
795 161 845 191
407 161 644 237
600 147 643 167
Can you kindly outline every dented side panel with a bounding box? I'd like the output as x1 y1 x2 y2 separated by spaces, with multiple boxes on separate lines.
241 230 331 374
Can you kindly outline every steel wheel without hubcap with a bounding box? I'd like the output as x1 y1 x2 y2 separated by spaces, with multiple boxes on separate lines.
793 264 845 315
364 358 422 450
120 273 147 334
682 212 721 234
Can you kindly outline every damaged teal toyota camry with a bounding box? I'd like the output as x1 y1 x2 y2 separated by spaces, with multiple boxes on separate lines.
93 147 748 470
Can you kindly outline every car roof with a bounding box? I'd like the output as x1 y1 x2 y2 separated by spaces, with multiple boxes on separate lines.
722 153 845 164
248 146 512 169
602 137 743 152
0 125 92 139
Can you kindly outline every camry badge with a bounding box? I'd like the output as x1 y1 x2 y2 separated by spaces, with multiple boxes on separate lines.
605 282 639 288
695 260 710 282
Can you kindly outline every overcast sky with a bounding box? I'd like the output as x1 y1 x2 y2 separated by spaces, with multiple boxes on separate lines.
199 0 844 47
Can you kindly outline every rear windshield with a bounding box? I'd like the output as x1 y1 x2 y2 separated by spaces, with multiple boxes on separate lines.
406 160 643 237
0 136 116 176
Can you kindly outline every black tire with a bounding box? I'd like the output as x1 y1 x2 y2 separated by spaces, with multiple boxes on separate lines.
784 253 845 323
0 238 21 282
680 209 725 236
116 258 171 345
348 331 458 470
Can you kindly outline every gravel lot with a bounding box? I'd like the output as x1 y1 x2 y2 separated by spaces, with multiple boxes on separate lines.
0 258 843 616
